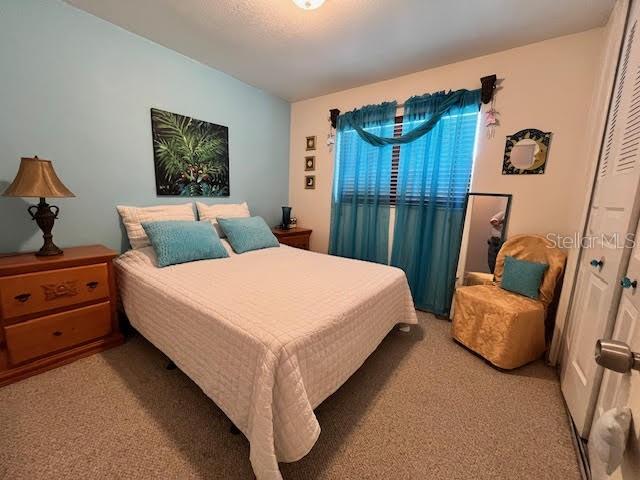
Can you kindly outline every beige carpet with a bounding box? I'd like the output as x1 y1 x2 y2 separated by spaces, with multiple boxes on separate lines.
0 312 579 480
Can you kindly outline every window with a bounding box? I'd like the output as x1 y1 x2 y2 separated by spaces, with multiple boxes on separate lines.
335 110 478 207
396 110 479 206
390 115 402 205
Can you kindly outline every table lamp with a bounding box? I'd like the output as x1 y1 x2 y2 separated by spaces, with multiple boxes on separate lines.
2 156 75 256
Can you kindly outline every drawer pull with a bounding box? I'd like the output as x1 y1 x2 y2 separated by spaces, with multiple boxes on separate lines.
14 293 31 303
52 331 63 337
86 281 99 290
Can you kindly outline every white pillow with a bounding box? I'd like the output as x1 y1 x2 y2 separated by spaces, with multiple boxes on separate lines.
588 407 632 479
196 202 250 237
117 203 196 249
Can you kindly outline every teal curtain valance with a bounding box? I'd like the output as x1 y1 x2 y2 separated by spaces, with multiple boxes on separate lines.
337 101 398 130
338 89 481 147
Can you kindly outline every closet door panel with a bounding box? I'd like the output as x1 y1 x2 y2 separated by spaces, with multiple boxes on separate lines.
562 4 640 437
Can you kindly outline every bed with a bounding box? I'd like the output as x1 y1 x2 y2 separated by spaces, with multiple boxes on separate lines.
114 242 417 480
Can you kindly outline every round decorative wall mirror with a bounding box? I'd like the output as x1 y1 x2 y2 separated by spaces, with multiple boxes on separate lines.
502 129 551 175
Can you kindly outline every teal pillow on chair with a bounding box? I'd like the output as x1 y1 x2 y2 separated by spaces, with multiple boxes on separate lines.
217 216 280 254
501 256 549 299
141 220 228 267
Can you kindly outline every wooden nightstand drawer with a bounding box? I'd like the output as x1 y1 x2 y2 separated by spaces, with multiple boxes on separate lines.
4 302 112 365
0 263 109 320
282 235 310 249
271 227 312 251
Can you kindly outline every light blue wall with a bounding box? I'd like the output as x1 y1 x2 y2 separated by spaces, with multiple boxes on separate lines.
0 0 290 253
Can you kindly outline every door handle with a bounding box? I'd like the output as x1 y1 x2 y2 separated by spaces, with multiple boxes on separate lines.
590 259 604 268
621 277 638 289
595 339 640 373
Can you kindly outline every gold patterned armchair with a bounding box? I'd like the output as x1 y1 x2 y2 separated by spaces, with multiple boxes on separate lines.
451 234 566 369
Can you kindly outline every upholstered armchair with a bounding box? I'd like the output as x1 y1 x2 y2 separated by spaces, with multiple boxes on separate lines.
451 234 566 369
463 271 494 286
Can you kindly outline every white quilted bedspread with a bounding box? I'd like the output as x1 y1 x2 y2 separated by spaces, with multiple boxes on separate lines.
114 244 417 480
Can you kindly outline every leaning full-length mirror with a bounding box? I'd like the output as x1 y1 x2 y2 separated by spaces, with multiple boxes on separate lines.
457 193 512 286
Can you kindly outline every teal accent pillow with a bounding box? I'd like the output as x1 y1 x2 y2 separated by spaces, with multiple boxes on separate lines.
501 256 549 299
141 220 228 267
217 216 280 254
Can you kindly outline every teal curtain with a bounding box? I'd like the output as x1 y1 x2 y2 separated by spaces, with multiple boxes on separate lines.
343 89 474 147
391 90 480 315
329 102 397 263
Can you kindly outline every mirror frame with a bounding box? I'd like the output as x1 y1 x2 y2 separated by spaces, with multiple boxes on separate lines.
463 192 513 244
451 192 514 311
502 128 552 175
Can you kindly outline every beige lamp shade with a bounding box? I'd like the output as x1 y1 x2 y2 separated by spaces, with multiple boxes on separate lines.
2 156 75 198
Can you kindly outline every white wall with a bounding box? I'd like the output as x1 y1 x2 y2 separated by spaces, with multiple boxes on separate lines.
288 29 603 254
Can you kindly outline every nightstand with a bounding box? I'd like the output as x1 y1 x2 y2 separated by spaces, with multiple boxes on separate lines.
0 245 123 386
272 227 313 250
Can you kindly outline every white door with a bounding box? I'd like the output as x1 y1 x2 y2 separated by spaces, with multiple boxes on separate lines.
562 1 640 438
592 221 640 478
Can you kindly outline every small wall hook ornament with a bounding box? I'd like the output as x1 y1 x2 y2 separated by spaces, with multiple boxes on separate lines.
327 109 340 151
485 105 499 139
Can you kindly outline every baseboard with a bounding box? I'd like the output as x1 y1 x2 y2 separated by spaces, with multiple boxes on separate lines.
564 398 591 480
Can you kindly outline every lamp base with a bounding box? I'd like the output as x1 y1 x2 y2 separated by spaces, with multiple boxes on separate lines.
36 240 63 257
28 197 64 257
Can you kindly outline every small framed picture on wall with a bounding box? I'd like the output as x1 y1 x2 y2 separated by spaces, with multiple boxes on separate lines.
305 156 315 171
305 136 316 151
305 175 316 189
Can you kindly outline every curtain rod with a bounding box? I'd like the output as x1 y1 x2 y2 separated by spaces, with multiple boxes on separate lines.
329 74 497 128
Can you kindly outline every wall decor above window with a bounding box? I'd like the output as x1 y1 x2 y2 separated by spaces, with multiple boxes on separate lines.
150 108 229 196
305 156 315 171
305 135 316 151
305 175 316 189
502 128 552 175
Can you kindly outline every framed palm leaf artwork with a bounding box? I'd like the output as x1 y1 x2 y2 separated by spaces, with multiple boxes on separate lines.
150 108 230 196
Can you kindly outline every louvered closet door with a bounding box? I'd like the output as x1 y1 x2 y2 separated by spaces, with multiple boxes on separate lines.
592 217 640 478
562 2 640 438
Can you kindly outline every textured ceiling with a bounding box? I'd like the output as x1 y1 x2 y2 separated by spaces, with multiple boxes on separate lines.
65 0 615 102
